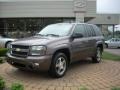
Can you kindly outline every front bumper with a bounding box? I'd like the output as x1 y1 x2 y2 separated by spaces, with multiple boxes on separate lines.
6 53 52 71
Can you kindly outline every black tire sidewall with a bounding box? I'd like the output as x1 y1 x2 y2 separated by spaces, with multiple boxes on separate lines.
49 53 68 78
92 47 102 63
105 43 108 48
5 41 11 48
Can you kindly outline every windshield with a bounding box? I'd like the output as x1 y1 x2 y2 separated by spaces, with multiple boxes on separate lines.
0 36 2 38
38 24 73 36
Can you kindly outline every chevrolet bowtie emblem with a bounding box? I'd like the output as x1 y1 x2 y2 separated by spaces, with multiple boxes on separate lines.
16 48 21 51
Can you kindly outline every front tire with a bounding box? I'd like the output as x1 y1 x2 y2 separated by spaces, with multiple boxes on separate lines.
49 53 68 78
92 47 102 63
5 41 12 48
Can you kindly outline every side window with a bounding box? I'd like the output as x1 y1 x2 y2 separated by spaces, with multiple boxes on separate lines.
115 38 119 42
73 24 86 37
93 25 102 36
111 39 114 42
84 25 92 37
118 39 120 41
89 25 96 36
85 25 96 37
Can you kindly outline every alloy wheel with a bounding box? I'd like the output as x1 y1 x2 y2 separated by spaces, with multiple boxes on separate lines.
55 57 66 76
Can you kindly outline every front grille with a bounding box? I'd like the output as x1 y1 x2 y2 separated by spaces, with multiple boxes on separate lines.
11 45 29 57
12 45 29 49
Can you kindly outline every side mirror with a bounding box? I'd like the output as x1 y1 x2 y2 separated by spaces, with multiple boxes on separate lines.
72 33 83 38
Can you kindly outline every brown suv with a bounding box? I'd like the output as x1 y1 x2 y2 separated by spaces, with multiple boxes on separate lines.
7 23 104 78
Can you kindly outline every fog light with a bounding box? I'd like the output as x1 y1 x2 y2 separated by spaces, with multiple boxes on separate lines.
11 62 14 64
34 63 39 66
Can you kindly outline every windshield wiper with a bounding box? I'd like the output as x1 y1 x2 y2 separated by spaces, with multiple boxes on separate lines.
35 34 45 36
45 34 59 37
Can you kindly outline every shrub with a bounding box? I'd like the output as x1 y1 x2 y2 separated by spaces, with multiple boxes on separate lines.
11 83 24 90
0 48 8 57
0 58 3 63
111 87 120 90
0 57 5 64
0 76 5 90
79 86 88 90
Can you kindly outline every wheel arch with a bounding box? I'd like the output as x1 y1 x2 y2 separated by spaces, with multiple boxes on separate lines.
52 48 71 66
5 41 12 48
97 43 103 52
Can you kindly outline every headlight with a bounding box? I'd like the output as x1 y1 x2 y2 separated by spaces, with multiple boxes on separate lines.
8 44 12 53
7 44 12 49
30 46 46 56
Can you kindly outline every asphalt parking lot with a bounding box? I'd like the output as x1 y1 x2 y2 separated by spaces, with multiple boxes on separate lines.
0 60 120 90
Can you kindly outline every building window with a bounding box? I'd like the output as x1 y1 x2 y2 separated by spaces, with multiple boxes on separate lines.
0 18 75 38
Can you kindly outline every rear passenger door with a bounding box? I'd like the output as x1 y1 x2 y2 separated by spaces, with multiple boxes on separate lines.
71 24 89 61
84 25 96 56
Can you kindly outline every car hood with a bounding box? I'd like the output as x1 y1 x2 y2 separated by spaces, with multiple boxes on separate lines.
105 40 110 43
12 36 63 46
0 38 16 41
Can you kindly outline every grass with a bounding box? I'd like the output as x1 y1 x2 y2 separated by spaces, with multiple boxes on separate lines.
10 82 24 90
111 87 120 90
0 76 5 89
0 48 8 57
0 48 8 63
102 51 120 61
79 86 88 90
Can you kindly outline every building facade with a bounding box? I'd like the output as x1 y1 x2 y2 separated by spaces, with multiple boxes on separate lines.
0 0 120 38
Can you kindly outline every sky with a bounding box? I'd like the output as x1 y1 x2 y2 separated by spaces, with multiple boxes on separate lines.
108 25 120 32
0 0 73 1
97 0 120 14
0 0 95 2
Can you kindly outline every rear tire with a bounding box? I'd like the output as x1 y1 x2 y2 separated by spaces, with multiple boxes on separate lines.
92 47 102 63
49 53 68 78
105 43 108 48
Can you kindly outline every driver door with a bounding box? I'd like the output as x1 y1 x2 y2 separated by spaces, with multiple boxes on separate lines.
71 24 89 62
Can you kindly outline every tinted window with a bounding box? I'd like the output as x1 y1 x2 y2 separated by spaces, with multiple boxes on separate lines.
116 39 120 41
112 38 120 42
111 39 114 41
85 25 96 37
73 24 86 37
84 25 94 37
92 25 102 36
89 25 96 36
110 38 115 42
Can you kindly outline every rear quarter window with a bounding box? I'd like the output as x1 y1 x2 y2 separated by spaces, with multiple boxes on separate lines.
92 25 102 36
84 25 96 37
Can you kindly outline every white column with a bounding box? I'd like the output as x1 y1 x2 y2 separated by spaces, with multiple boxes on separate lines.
119 15 120 24
74 0 86 23
75 12 85 23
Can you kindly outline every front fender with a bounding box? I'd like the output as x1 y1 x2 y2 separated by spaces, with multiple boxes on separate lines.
47 43 71 55
0 39 6 48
